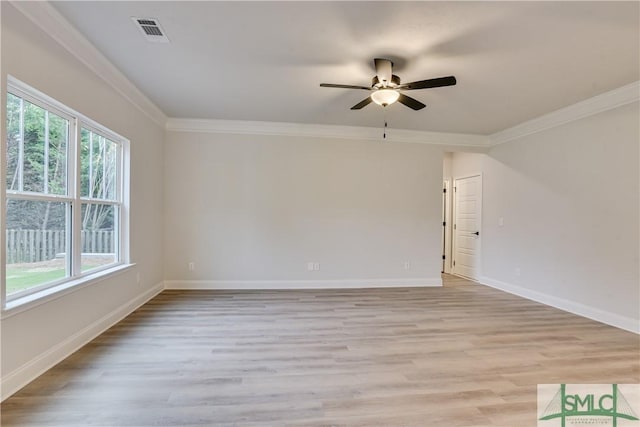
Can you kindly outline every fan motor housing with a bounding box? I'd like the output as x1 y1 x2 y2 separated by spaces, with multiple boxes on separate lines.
372 75 401 88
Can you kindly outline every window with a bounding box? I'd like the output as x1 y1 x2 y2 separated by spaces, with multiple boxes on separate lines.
4 78 129 304
79 127 120 273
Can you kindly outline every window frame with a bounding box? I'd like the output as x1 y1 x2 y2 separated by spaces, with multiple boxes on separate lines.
2 76 131 310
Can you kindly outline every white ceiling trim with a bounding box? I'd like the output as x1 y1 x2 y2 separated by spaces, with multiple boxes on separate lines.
489 81 640 146
9 1 168 127
165 118 491 147
167 81 638 147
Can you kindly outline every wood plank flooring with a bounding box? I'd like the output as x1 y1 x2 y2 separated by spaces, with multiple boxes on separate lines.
2 274 639 426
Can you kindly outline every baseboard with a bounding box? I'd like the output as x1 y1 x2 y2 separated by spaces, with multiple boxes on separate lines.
480 276 640 334
1 282 164 401
164 277 442 290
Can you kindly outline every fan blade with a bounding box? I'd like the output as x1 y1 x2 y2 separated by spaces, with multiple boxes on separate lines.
397 76 457 90
397 93 426 110
350 97 373 110
320 83 371 90
374 58 393 87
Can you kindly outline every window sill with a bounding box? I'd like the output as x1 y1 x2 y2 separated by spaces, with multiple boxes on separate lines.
2 263 136 319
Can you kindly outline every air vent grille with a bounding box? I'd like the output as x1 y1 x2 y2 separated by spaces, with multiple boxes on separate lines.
141 25 163 36
132 17 170 43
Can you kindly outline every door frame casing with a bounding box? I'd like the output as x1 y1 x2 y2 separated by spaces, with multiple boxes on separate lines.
442 179 452 274
452 173 483 281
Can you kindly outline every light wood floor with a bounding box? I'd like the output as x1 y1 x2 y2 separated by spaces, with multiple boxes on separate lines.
2 274 639 426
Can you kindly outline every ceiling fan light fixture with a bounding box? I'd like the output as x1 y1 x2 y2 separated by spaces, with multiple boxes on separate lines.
320 58 454 110
371 89 400 107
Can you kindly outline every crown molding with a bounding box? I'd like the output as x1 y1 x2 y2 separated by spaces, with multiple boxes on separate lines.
489 81 640 146
166 118 490 147
167 81 639 147
9 1 167 127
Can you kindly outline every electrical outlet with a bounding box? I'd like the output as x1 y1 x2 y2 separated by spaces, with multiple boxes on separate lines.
307 262 314 271
404 261 411 270
188 262 195 271
136 272 141 284
313 263 320 271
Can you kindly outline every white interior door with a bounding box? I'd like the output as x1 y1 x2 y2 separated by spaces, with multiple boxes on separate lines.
453 175 482 280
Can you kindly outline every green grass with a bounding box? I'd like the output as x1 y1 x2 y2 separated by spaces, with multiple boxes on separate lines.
6 258 114 295
6 266 66 294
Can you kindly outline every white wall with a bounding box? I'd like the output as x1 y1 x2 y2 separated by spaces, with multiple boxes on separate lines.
1 3 165 397
451 151 484 179
164 131 444 286
450 102 640 331
443 151 452 179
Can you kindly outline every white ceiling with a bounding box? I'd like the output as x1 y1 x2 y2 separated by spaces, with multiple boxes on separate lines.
51 1 639 135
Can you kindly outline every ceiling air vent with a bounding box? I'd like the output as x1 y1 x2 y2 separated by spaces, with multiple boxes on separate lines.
132 17 169 43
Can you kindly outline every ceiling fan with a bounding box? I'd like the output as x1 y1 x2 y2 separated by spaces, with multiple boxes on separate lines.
320 58 456 111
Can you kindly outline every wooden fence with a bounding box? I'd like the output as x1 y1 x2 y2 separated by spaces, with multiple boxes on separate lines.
6 229 114 264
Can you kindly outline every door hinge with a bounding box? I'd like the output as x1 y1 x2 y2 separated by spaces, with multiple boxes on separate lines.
454 186 457 191
443 188 446 193
442 221 446 227
453 260 456 266
442 255 446 260
454 224 456 230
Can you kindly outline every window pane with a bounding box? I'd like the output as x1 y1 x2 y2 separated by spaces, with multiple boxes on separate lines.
23 101 46 193
81 129 118 200
6 94 69 196
6 93 20 191
5 199 69 296
47 113 68 195
81 203 117 272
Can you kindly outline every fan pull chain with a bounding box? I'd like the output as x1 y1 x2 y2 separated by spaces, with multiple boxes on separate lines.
383 110 388 140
